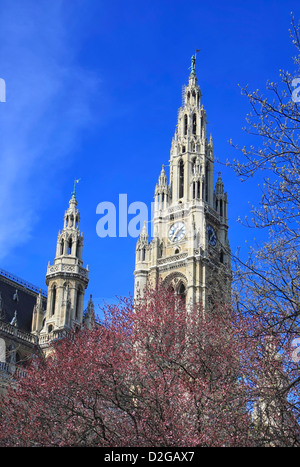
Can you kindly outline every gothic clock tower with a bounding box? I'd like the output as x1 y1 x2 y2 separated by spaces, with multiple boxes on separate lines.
134 54 231 309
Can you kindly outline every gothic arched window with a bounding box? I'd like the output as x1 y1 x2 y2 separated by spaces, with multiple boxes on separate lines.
68 238 72 255
51 285 56 316
192 114 196 135
178 283 186 302
179 159 184 199
184 114 188 135
75 287 83 320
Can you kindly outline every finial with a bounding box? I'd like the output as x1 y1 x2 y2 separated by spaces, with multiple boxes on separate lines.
142 221 147 233
189 49 200 75
140 221 149 239
87 294 94 314
71 178 81 200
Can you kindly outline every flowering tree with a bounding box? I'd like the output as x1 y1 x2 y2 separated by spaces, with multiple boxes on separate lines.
0 283 298 447
0 297 137 447
227 15 300 434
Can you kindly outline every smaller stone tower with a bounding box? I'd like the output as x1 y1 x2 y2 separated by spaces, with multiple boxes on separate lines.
34 181 89 345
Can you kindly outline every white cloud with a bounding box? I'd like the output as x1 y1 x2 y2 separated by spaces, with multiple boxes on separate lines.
0 0 99 260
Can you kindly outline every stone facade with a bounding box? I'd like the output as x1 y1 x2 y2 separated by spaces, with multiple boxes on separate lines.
0 190 90 387
1 57 231 392
134 59 231 308
0 270 46 394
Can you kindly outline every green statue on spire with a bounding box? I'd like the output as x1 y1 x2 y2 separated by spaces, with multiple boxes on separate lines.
72 178 81 200
190 49 200 74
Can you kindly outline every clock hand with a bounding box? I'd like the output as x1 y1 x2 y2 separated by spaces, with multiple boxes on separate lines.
172 226 182 241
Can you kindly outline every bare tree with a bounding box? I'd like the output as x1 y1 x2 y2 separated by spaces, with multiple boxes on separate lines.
228 14 300 434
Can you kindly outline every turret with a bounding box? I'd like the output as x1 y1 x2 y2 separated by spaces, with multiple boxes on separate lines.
38 180 89 343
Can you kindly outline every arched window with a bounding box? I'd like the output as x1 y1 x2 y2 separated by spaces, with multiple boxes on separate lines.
191 156 196 174
184 115 188 135
61 239 64 255
192 114 196 135
51 285 56 316
220 251 224 264
178 283 186 301
76 287 83 321
68 238 72 255
179 160 184 199
197 181 200 199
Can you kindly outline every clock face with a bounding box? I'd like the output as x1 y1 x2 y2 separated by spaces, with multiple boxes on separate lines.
207 225 217 246
169 222 186 243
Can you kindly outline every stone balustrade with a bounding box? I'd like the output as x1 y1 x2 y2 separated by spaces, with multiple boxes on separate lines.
0 319 38 345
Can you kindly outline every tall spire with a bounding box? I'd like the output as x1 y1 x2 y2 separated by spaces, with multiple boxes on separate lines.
38 187 89 347
134 54 231 307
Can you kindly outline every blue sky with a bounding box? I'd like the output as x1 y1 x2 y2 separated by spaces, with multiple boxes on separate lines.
0 0 299 311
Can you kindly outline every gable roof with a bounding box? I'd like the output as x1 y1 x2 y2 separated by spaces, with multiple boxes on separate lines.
0 268 47 333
